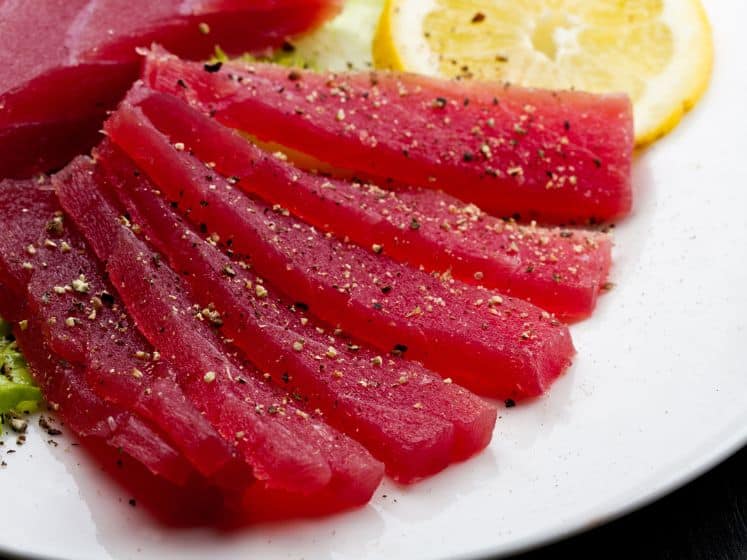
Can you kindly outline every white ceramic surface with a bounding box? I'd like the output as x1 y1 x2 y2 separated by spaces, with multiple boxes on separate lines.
1 2 746 559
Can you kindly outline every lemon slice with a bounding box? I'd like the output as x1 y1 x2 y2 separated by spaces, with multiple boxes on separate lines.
373 0 713 145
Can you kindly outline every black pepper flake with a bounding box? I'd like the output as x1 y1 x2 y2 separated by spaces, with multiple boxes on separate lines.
177 79 188 89
381 285 392 294
288 70 302 81
39 417 56 434
463 151 474 162
372 302 383 311
471 12 486 23
129 499 137 507
100 291 115 307
203 61 223 73
392 344 408 356
559 231 573 238
409 218 421 231
593 158 602 168
433 97 448 109
281 372 291 383
294 302 309 312
504 399 516 408
281 41 296 53
564 120 571 131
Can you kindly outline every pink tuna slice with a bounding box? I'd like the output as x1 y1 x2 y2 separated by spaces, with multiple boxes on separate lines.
106 227 384 517
12 166 243 483
0 183 193 486
14 324 227 523
91 140 496 483
143 49 634 223
0 0 341 177
0 115 104 179
1 179 236 482
130 88 613 321
105 100 576 400
56 167 384 515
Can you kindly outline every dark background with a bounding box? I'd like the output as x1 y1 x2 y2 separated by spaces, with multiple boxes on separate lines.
511 446 747 560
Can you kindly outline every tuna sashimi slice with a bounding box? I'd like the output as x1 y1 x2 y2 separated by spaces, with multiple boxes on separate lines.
132 88 613 321
105 102 575 399
0 115 104 179
144 50 634 223
14 165 238 481
93 141 496 482
16 320 193 487
105 229 383 515
0 0 341 177
57 166 383 513
0 184 193 486
0 179 235 480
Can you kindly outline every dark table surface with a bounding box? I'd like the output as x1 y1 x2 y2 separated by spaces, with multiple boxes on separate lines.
510 446 747 560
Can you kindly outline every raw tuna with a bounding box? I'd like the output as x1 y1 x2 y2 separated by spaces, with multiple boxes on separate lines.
16 165 238 482
144 50 634 223
0 183 193 486
131 88 613 321
105 101 575 399
0 179 235 480
0 115 104 179
56 164 384 514
91 141 496 482
106 227 383 516
0 0 341 177
16 321 193 486
15 324 226 526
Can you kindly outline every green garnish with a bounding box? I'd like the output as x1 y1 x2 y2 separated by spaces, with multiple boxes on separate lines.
209 0 382 72
0 317 41 433
210 44 318 70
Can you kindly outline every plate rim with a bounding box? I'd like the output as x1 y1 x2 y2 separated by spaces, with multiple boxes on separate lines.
450 418 747 560
0 421 744 560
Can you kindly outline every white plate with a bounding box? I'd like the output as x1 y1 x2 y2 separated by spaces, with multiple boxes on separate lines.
2 2 746 559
